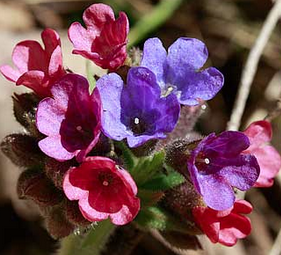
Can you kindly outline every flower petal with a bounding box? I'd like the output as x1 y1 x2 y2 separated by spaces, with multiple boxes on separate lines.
197 173 235 210
63 167 89 200
0 65 21 82
68 22 93 52
41 28 61 58
177 67 224 106
141 38 167 86
253 146 281 187
167 37 209 71
97 73 131 141
48 45 65 78
17 70 49 97
79 197 109 222
205 131 250 157
110 201 140 225
39 136 75 161
12 41 47 73
218 154 260 191
83 3 115 31
36 97 65 136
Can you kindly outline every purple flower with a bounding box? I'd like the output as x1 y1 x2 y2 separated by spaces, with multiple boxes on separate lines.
96 67 180 147
36 74 101 162
187 131 260 211
140 37 224 106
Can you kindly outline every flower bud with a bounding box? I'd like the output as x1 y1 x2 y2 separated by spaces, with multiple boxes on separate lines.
1 134 43 167
12 93 40 136
17 168 63 206
164 181 203 235
131 139 158 157
44 158 74 189
45 204 75 239
65 200 91 227
165 138 200 176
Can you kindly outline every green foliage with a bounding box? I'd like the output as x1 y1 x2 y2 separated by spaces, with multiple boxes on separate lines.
138 189 164 208
58 220 115 255
139 171 185 191
132 151 165 185
86 60 96 93
134 206 187 233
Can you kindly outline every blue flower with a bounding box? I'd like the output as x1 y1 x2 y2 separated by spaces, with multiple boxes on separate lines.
141 37 224 106
96 67 180 147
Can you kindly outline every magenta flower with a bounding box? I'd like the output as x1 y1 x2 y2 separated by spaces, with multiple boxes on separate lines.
187 131 260 210
36 74 101 162
140 37 224 106
68 3 129 71
96 67 180 147
192 200 252 246
63 156 140 225
0 29 66 98
243 120 281 187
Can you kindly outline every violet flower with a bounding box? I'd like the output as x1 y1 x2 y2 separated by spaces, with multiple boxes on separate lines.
96 67 180 147
140 37 224 106
187 131 260 210
36 74 101 162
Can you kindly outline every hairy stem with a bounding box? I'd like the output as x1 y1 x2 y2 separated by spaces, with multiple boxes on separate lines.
58 220 115 255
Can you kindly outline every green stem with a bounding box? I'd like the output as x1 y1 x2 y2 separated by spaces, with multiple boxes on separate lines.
58 220 115 255
86 60 96 93
128 0 183 48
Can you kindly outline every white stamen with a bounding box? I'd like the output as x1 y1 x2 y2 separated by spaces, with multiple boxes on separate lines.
76 126 82 131
204 158 210 164
201 104 207 110
167 86 173 93
134 117 140 125
102 181 109 186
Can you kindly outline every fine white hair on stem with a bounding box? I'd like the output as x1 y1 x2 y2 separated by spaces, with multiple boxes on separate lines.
227 0 281 131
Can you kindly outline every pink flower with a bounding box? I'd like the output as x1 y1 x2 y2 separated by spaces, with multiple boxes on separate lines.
0 29 66 98
192 200 252 246
243 120 281 187
68 3 129 71
63 156 140 225
36 74 101 162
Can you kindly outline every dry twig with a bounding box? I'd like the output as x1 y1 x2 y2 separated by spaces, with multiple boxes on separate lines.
227 0 281 131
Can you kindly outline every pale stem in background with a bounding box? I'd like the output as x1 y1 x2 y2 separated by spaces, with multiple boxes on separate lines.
227 0 281 131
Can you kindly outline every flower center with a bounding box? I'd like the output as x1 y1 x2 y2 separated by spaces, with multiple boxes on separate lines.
102 180 109 186
161 85 174 97
130 117 147 135
195 152 211 172
98 172 113 187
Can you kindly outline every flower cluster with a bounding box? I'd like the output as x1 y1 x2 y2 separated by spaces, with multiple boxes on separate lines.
1 2 280 250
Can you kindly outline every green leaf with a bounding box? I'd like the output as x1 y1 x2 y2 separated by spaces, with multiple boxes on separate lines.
128 0 183 48
134 206 187 233
140 171 185 191
138 189 164 208
58 219 115 255
115 141 137 172
86 60 96 93
132 151 165 185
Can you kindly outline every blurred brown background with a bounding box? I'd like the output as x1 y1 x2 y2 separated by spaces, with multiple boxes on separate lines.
0 0 281 254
